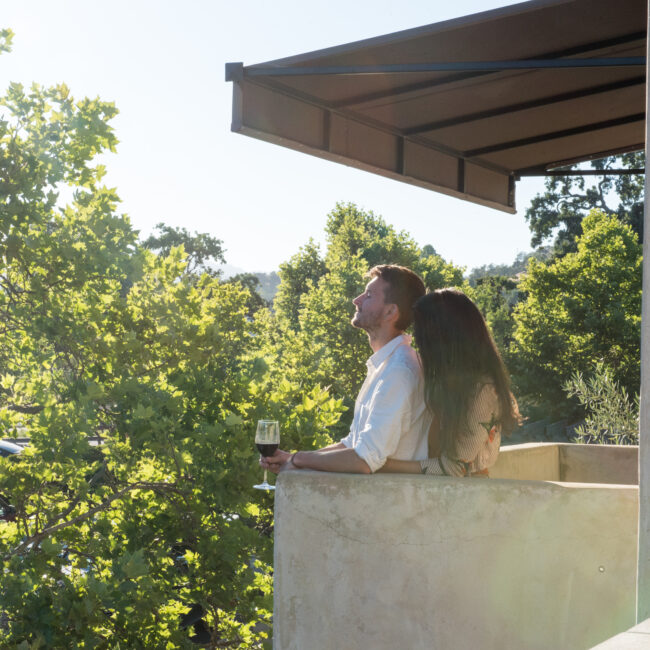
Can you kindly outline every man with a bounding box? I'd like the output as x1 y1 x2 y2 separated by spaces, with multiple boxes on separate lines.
262 264 430 475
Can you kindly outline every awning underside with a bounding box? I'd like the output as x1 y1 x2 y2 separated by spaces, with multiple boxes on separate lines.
227 0 647 213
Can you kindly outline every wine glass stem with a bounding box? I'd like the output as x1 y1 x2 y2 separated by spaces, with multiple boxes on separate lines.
263 469 268 485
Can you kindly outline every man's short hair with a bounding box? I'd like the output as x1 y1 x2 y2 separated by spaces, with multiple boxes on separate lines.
367 265 426 331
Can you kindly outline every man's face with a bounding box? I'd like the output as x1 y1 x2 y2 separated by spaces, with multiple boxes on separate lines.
351 276 391 332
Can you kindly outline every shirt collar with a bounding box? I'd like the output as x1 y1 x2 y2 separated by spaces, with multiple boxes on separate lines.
367 333 411 370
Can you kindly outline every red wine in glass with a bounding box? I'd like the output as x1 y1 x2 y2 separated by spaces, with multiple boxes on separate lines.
256 443 279 457
254 420 279 491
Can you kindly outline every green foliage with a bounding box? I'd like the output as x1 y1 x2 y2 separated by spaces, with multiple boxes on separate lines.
324 203 421 270
469 275 520 355
524 153 644 256
141 223 226 278
0 57 344 647
511 210 641 418
564 361 638 445
225 273 268 316
273 239 326 328
0 28 14 54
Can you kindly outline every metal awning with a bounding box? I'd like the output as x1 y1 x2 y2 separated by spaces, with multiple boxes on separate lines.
226 0 646 213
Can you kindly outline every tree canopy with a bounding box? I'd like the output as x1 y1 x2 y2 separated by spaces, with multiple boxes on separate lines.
0 38 344 647
141 223 226 278
511 210 641 418
524 153 644 256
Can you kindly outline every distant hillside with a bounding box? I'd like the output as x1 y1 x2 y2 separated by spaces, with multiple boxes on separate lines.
467 247 553 285
255 271 281 302
219 263 246 278
219 265 280 302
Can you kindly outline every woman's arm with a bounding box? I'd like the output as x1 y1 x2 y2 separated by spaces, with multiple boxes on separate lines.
376 458 422 474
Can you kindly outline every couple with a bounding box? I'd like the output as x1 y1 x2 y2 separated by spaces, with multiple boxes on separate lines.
263 264 518 478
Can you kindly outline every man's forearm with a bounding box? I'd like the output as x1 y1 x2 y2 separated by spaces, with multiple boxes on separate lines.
317 442 347 453
293 447 371 474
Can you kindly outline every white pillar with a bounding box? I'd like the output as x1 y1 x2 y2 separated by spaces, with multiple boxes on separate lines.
637 5 650 622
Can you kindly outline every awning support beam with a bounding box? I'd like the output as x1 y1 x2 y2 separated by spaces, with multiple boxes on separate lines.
517 168 645 177
331 30 647 109
465 113 646 157
241 57 646 78
404 76 646 136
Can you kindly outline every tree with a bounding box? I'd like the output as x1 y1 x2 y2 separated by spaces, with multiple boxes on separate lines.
469 275 520 356
0 38 344 647
141 223 226 278
524 153 644 256
273 239 326 328
511 210 641 419
142 226 268 317
564 361 638 445
225 272 268 316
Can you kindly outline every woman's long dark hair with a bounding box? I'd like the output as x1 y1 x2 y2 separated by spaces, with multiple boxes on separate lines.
413 288 519 456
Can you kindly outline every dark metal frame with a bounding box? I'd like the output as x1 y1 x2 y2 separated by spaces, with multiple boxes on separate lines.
236 58 645 78
330 30 648 109
403 76 646 136
464 113 646 157
518 168 645 177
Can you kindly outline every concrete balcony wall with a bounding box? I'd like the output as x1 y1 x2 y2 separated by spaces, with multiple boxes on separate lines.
490 442 560 481
491 443 638 485
558 444 638 485
273 444 639 650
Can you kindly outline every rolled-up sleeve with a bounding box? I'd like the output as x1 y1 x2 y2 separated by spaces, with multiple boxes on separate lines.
340 430 354 448
350 364 415 473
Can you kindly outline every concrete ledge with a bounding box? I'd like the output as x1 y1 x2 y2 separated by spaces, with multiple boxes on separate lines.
558 444 638 484
493 442 638 484
274 462 638 650
591 618 650 648
492 442 560 480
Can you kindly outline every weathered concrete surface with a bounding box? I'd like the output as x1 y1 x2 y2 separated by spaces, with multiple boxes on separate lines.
492 442 638 484
491 442 559 481
274 467 638 650
591 618 650 649
559 444 638 485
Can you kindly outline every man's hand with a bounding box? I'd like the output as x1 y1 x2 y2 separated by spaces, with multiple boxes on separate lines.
260 448 292 474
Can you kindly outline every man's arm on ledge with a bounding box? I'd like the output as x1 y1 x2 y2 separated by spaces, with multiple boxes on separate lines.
262 443 372 474
292 447 371 474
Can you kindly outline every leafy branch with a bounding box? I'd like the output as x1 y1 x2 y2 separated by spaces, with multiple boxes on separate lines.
4 481 186 561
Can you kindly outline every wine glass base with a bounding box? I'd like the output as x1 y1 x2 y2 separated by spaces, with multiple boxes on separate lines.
253 483 276 491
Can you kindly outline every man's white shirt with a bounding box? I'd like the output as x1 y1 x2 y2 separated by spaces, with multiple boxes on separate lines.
340 334 430 472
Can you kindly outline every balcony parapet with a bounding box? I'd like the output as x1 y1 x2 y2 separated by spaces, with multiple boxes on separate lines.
273 443 638 650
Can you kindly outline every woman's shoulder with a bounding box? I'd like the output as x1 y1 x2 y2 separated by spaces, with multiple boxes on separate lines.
474 380 499 403
468 381 500 426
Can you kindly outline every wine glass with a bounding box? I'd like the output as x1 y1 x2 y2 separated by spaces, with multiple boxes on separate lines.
254 420 280 491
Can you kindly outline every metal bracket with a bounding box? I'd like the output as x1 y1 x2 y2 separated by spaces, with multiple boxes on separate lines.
225 62 244 82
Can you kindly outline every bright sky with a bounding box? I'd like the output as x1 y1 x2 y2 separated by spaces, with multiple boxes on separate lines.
1 0 546 273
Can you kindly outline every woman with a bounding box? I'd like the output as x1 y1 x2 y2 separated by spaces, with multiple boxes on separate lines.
381 288 519 477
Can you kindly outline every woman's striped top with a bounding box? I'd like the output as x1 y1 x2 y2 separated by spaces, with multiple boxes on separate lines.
420 383 502 477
